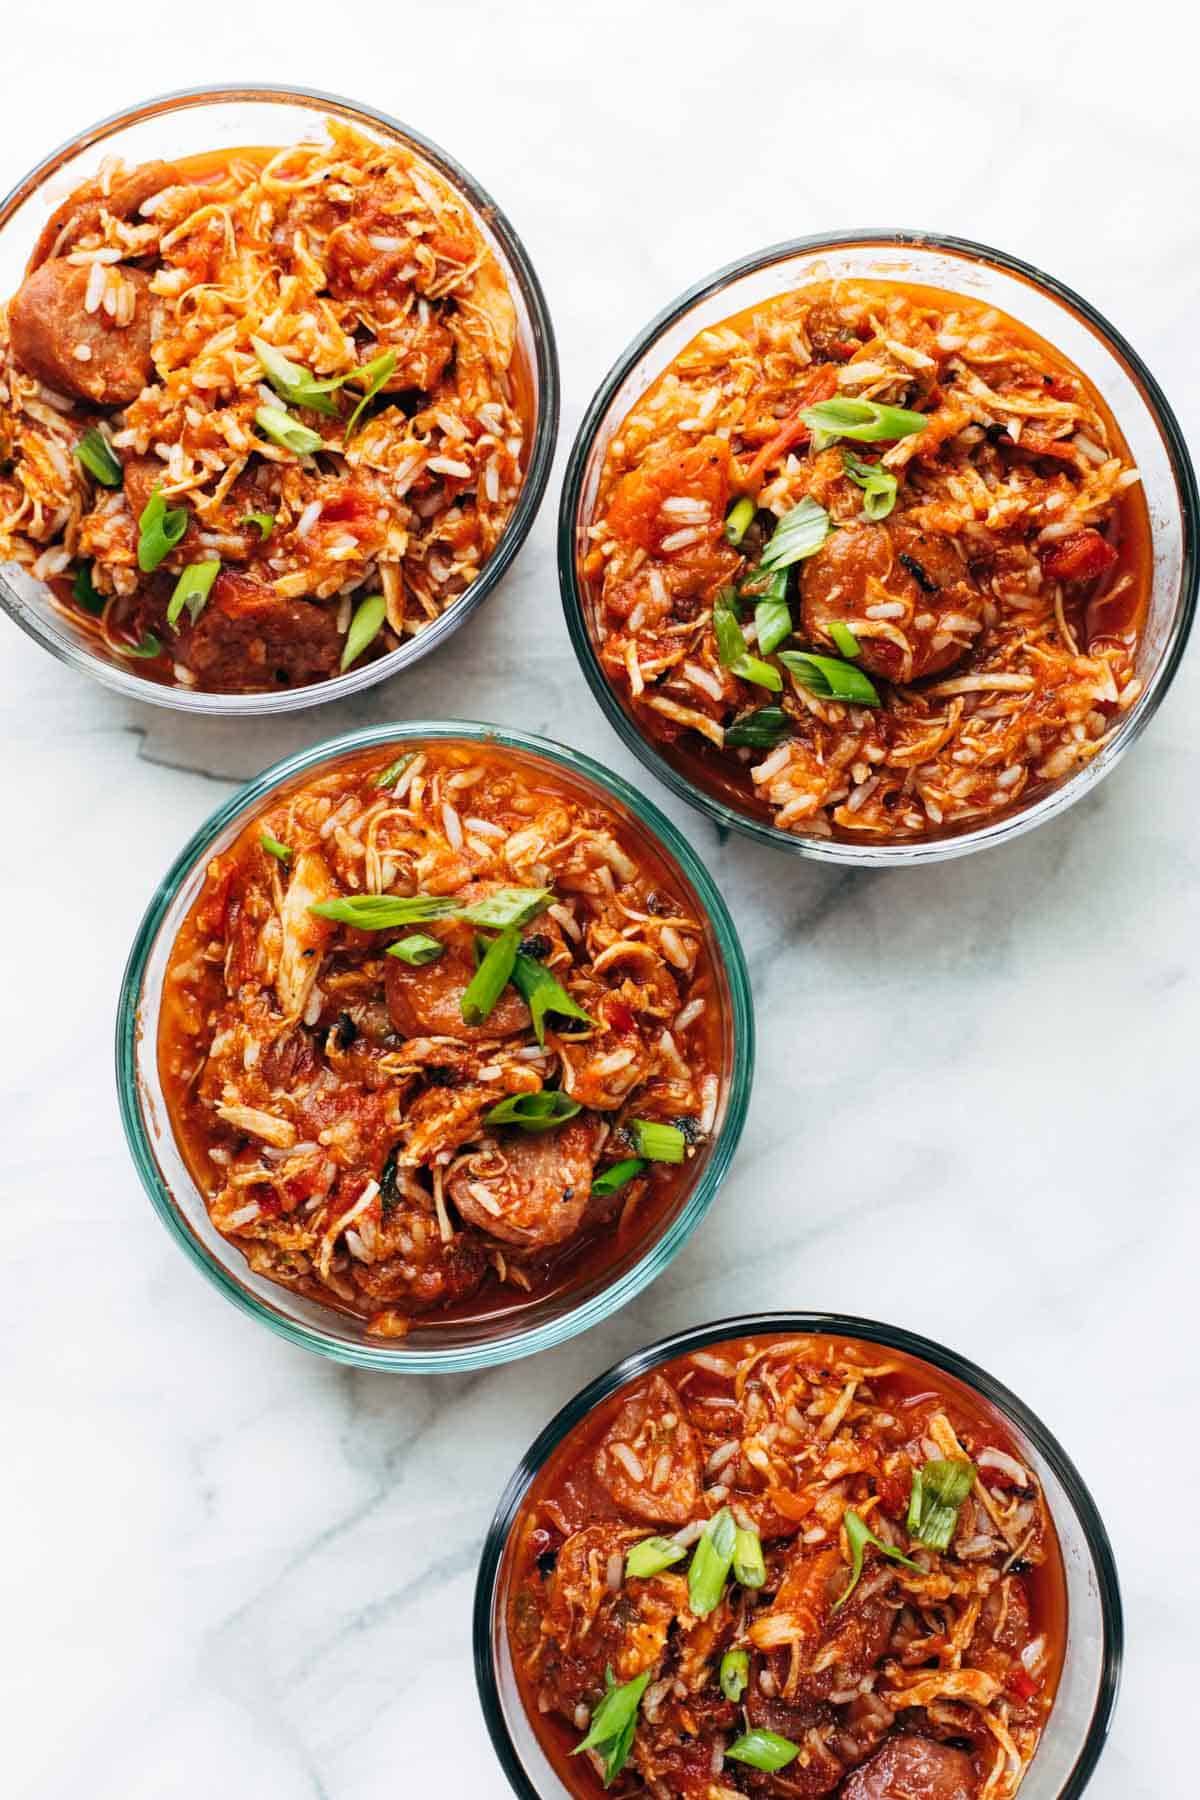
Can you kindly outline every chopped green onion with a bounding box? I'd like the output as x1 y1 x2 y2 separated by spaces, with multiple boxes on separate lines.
511 951 595 1048
801 398 927 444
754 570 792 656
241 510 276 540
120 632 162 660
713 588 782 692
833 1509 922 1611
484 1089 582 1131
74 427 121 487
688 1506 737 1617
251 336 340 416
344 348 398 439
779 650 881 708
727 1730 800 1774
255 405 324 456
907 1459 976 1551
842 449 898 521
385 933 444 966
458 886 552 929
724 706 791 749
374 751 417 789
630 1120 686 1164
259 832 292 862
759 497 830 571
719 1649 750 1703
724 495 756 546
309 894 461 928
625 1536 686 1581
166 560 221 629
572 1667 651 1787
829 621 861 660
341 593 387 671
733 1527 766 1589
137 486 188 573
461 927 521 1027
591 1157 647 1198
71 562 105 615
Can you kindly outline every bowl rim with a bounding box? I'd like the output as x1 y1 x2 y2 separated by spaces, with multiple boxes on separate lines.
115 719 755 1372
0 82 560 714
558 226 1199 865
473 1308 1124 1800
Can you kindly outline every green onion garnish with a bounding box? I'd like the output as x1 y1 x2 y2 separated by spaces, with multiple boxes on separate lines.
71 562 105 615
74 427 122 487
166 560 220 629
688 1506 737 1617
754 570 792 656
241 510 276 540
255 406 324 456
340 594 386 672
801 398 927 444
625 1536 686 1581
713 588 782 692
630 1120 686 1164
724 495 756 546
833 1509 922 1611
374 751 418 790
137 486 188 573
724 706 790 749
758 497 830 571
484 1089 582 1131
259 832 292 862
385 933 444 966
733 1527 766 1589
779 650 881 708
591 1158 647 1198
251 337 340 416
344 348 398 439
719 1649 750 1703
727 1730 800 1774
829 621 861 660
120 632 162 660
572 1667 651 1787
511 951 595 1049
461 928 521 1027
906 1458 975 1552
458 887 552 929
842 449 898 521
309 894 462 928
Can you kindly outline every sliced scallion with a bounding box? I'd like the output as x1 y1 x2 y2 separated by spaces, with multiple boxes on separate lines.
511 951 595 1048
385 933 444 966
842 449 898 521
801 397 927 444
719 1649 749 1703
724 706 790 749
572 1667 650 1787
74 427 122 487
727 1730 800 1773
309 894 461 928
630 1120 686 1164
833 1509 922 1611
120 632 162 660
71 562 105 615
779 650 881 708
340 594 386 671
829 621 861 660
625 1536 686 1581
255 405 324 457
241 510 276 540
344 348 398 439
724 495 756 546
733 1527 766 1589
591 1158 647 1198
906 1458 975 1552
137 487 188 573
259 832 292 863
687 1506 736 1616
484 1089 582 1131
713 588 782 692
461 927 521 1027
754 570 792 656
166 560 221 629
374 751 417 789
458 886 552 929
251 336 340 416
758 497 830 571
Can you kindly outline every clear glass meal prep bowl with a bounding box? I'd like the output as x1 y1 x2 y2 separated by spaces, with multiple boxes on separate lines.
559 230 1198 865
116 721 754 1372
475 1312 1123 1800
0 84 559 713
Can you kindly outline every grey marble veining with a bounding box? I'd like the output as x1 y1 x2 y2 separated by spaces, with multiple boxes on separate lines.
2 4 1197 1796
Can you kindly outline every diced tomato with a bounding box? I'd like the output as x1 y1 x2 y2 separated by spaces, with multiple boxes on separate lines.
764 1486 818 1524
1006 1665 1039 1703
605 436 731 553
740 364 839 491
196 859 235 937
1042 529 1118 584
876 1469 911 1520
604 997 637 1036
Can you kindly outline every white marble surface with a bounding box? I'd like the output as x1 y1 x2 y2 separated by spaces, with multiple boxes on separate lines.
2 4 1197 1795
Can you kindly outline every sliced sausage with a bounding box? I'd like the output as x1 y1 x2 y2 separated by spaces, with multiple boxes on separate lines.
354 1197 487 1311
30 160 181 267
385 949 531 1043
840 1735 977 1800
593 1373 701 1525
9 258 153 404
448 1117 598 1248
801 516 984 683
174 570 341 692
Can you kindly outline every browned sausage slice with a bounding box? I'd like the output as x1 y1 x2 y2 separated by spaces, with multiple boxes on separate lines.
448 1117 598 1247
841 1735 977 1800
593 1373 701 1524
801 517 984 683
30 161 182 267
8 258 154 404
174 570 341 692
385 949 531 1043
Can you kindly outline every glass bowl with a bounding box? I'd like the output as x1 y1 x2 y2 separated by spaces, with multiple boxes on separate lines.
559 230 1197 865
475 1312 1122 1800
116 722 754 1372
0 84 559 713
